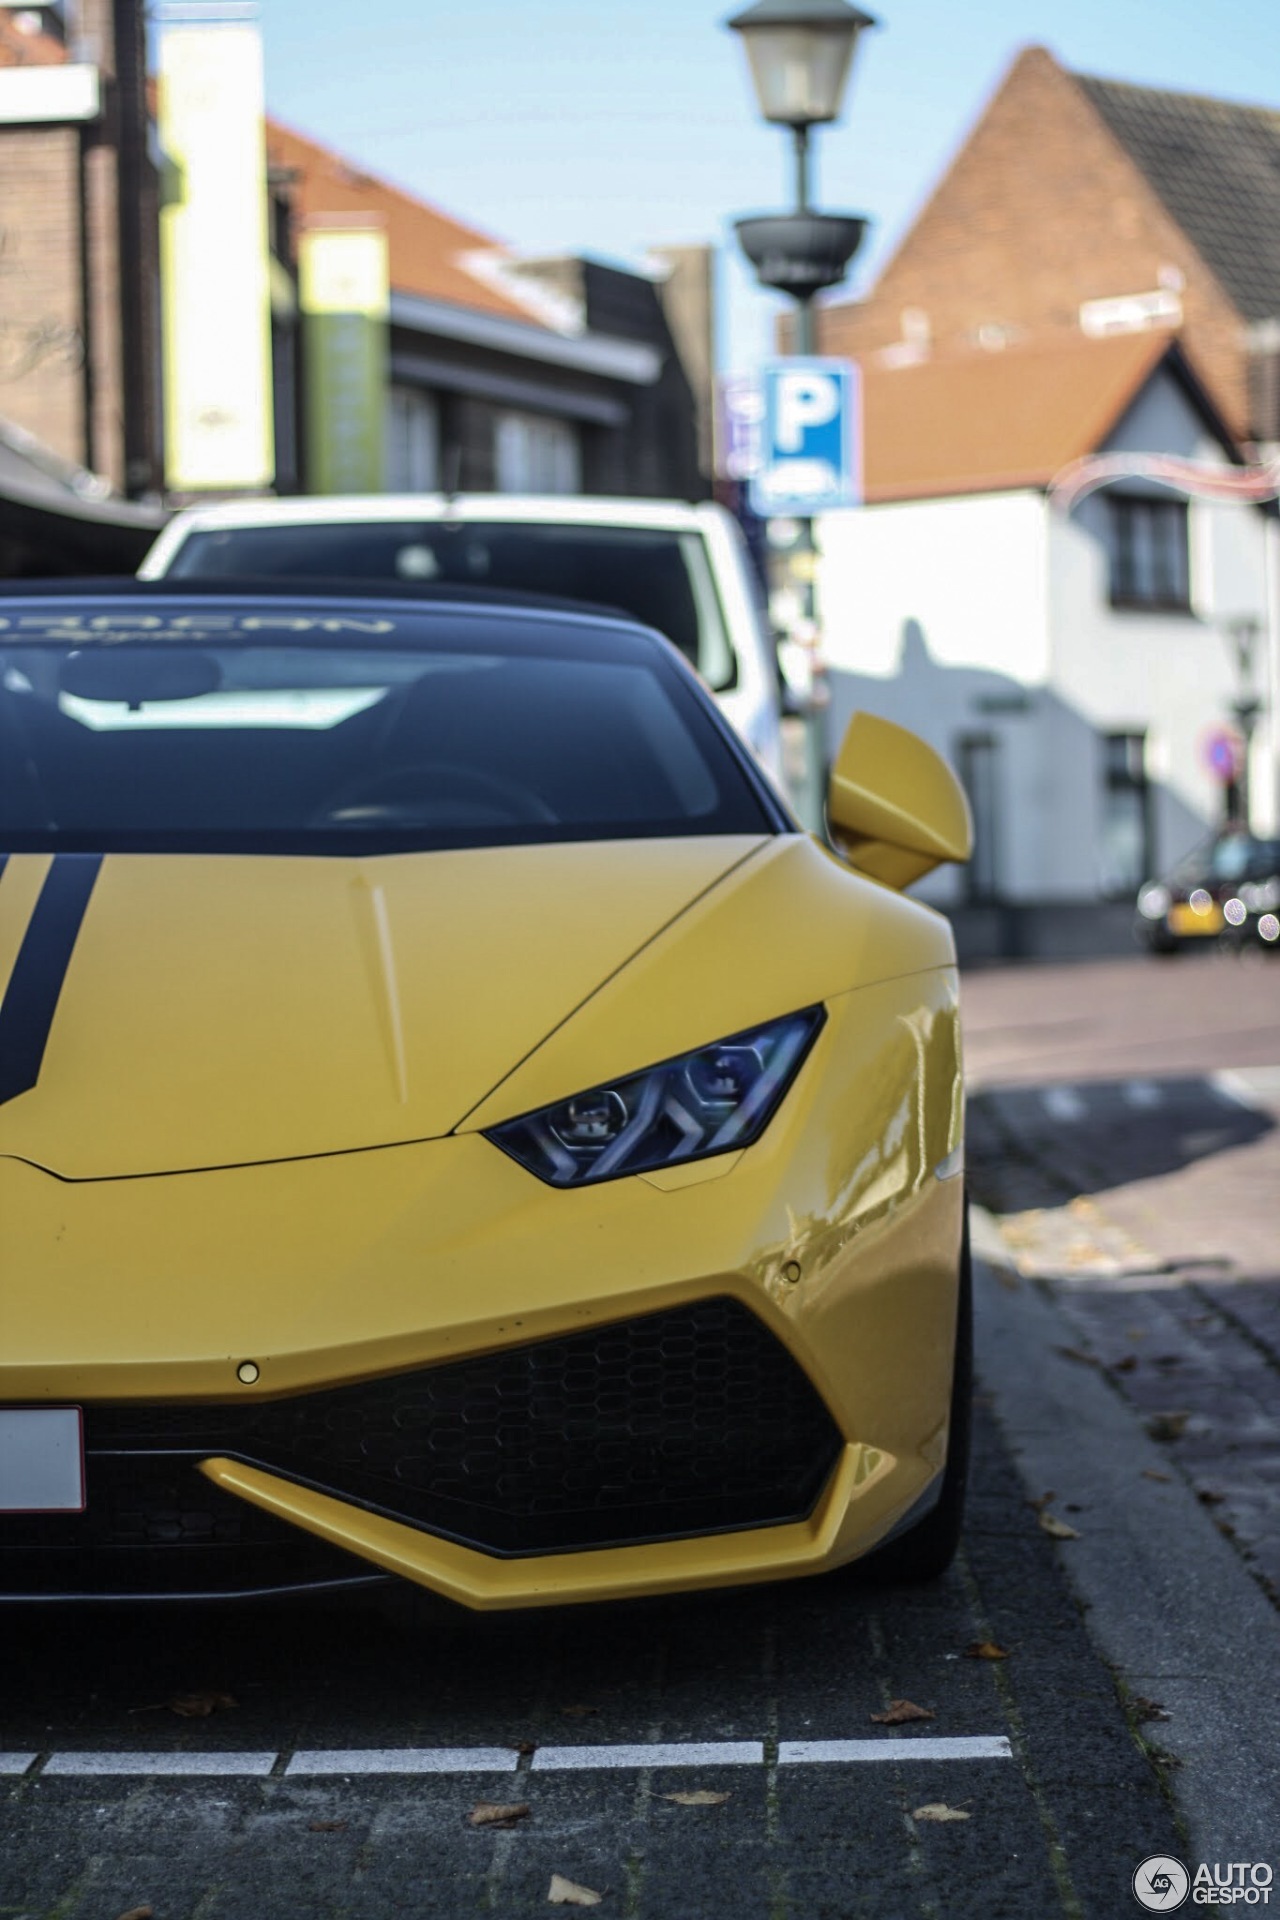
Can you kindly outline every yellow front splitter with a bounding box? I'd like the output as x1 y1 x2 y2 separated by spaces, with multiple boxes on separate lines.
200 1443 921 1611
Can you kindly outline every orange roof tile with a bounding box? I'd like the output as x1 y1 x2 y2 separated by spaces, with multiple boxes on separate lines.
0 12 69 66
861 329 1178 502
265 117 547 326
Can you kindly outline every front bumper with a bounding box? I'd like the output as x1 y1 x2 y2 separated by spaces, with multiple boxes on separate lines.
1 971 965 1607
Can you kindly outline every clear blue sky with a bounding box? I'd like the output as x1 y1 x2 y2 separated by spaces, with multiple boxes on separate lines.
258 0 1279 371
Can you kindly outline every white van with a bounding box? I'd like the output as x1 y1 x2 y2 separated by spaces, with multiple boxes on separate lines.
141 495 784 782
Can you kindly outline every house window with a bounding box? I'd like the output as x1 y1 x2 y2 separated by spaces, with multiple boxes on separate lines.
1099 731 1151 894
495 411 581 495
1107 495 1190 609
387 386 440 493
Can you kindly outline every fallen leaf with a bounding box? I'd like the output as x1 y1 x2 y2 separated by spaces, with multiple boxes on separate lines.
559 1704 600 1719
870 1699 935 1725
1038 1511 1080 1540
1132 1697 1171 1723
513 1739 538 1756
1028 1490 1056 1511
659 1790 731 1807
168 1690 236 1718
912 1803 971 1823
1145 1411 1190 1443
548 1874 603 1906
1112 1355 1138 1373
115 1909 154 1920
469 1801 531 1830
1054 1345 1101 1370
1196 1489 1225 1506
964 1641 1010 1661
1141 1469 1171 1483
308 1819 348 1833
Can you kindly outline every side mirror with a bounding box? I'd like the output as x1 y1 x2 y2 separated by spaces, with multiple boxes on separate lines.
827 711 972 889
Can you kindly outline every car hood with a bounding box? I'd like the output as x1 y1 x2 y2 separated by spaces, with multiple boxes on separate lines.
0 839 766 1179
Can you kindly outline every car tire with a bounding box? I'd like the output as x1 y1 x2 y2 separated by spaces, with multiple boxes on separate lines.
857 1207 973 1584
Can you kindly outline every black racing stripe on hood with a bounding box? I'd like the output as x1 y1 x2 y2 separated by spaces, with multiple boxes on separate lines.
0 854 102 1107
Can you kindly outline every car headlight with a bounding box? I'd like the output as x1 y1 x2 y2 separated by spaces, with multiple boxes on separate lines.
485 1007 825 1187
1137 883 1171 920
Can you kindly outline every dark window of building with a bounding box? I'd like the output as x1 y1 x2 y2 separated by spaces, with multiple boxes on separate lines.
1108 495 1190 610
1099 730 1151 894
956 732 1001 903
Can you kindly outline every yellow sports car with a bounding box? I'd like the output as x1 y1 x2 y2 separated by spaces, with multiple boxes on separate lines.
0 585 971 1607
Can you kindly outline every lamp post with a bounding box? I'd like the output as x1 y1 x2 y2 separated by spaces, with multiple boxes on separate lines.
727 0 877 831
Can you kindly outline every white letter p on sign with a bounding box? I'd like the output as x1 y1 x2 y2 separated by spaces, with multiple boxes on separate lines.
776 372 839 453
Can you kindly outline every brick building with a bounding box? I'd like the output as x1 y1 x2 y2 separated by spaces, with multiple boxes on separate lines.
0 1 153 497
265 118 706 502
0 4 708 570
817 46 1280 449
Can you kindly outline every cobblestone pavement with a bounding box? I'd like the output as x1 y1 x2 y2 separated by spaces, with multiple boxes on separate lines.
964 950 1280 1609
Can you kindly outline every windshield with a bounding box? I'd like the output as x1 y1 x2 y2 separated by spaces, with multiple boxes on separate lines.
165 521 738 692
0 602 770 855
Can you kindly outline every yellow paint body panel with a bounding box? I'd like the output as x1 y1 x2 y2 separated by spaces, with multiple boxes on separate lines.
0 839 764 1177
1 832 966 1606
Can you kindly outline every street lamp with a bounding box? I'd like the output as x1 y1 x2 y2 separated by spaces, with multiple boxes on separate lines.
727 0 877 830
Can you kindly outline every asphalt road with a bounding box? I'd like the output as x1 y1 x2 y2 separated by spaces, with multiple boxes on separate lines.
0 1393 1182 1920
4 947 1276 1919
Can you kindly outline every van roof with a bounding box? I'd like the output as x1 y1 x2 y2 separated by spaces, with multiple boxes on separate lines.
154 496 720 537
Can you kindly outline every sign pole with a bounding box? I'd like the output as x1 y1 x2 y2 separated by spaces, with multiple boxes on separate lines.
791 270 827 835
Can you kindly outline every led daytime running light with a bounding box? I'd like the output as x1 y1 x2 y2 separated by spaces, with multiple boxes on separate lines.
485 1007 825 1187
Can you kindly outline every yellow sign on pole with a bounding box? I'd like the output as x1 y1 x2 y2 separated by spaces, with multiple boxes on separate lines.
298 224 390 495
158 21 274 492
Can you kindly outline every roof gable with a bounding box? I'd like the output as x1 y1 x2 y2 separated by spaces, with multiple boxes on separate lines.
860 332 1230 504
265 118 552 328
1078 75 1280 324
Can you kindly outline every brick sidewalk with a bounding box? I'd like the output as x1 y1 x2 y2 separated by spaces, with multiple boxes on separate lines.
962 954 1280 1610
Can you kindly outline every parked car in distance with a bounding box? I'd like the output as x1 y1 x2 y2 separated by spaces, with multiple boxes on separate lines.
1136 827 1280 952
140 494 785 785
0 583 972 1608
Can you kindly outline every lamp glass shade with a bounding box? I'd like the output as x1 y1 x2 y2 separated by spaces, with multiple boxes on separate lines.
738 20 862 125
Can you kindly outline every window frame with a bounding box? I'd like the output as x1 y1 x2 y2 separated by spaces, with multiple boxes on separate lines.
1106 492 1192 613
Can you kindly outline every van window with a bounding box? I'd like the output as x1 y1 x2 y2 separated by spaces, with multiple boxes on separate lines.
167 521 739 693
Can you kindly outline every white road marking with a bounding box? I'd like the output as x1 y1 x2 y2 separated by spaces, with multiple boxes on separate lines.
1041 1087 1087 1122
287 1747 519 1776
530 1742 762 1771
779 1737 1013 1764
42 1751 278 1777
23 1736 1014 1778
1122 1081 1162 1109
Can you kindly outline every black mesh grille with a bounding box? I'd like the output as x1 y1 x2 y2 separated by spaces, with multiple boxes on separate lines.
36 1299 842 1560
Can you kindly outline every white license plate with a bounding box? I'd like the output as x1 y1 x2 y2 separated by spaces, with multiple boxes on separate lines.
0 1408 85 1512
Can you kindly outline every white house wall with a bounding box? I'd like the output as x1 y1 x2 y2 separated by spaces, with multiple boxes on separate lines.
815 362 1274 913
1051 366 1272 868
817 490 1051 906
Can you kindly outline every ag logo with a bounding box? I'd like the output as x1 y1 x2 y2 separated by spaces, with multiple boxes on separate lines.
1134 1856 1190 1911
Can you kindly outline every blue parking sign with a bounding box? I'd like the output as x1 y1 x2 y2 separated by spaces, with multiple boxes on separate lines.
750 358 861 516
